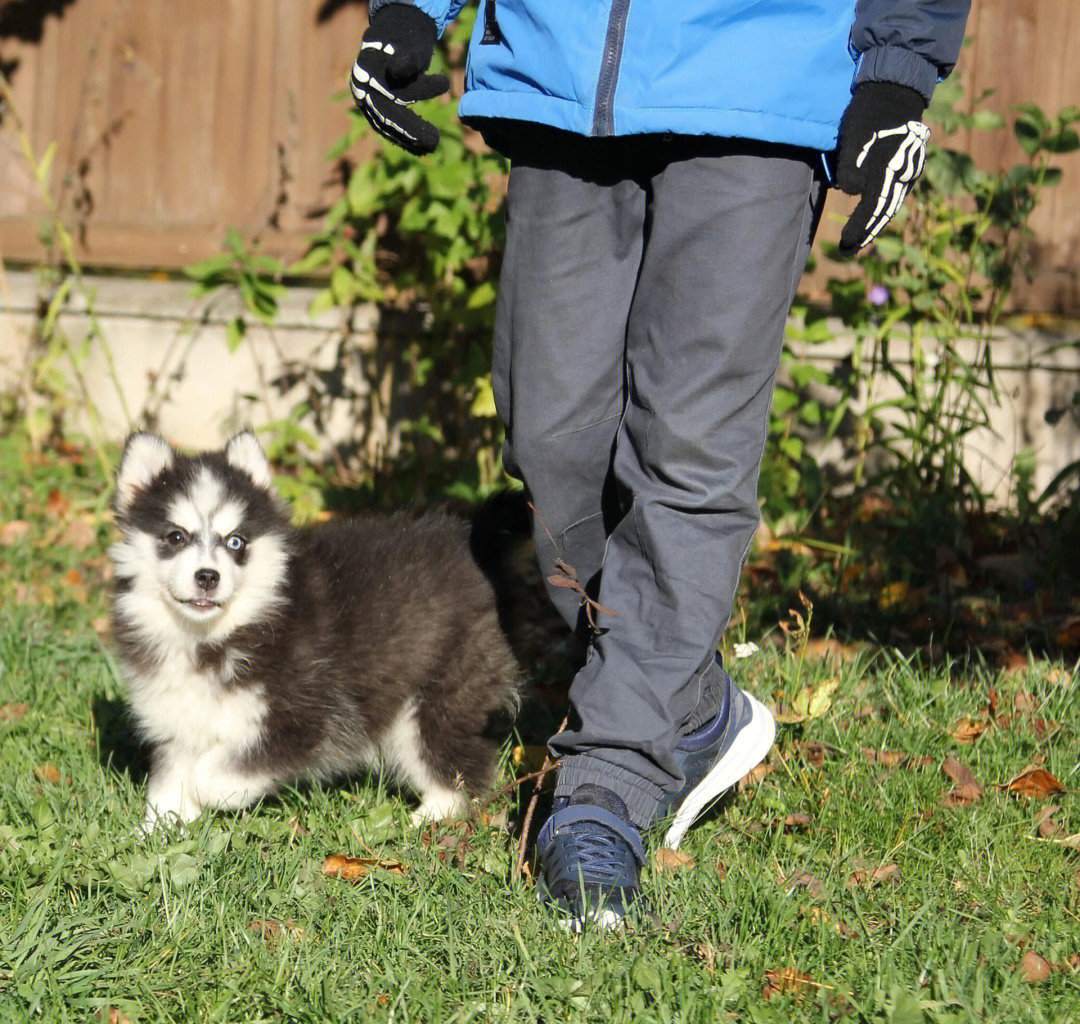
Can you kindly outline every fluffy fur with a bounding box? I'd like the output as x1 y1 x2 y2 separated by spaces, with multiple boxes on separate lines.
110 432 520 831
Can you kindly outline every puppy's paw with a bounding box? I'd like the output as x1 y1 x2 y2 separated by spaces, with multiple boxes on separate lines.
410 787 469 826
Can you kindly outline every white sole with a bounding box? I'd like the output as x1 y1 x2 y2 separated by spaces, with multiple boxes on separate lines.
661 692 776 850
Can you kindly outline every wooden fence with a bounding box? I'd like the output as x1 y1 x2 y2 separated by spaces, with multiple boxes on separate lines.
1 0 1078 312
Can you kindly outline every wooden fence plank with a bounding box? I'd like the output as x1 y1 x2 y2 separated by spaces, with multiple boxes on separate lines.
1 0 1077 311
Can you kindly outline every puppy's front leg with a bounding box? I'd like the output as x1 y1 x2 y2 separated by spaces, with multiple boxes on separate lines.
141 743 203 834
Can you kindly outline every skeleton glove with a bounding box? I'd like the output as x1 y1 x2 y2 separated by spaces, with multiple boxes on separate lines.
350 4 449 155
836 82 931 256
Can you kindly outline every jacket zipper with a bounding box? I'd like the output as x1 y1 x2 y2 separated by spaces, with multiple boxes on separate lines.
480 0 502 44
591 0 632 136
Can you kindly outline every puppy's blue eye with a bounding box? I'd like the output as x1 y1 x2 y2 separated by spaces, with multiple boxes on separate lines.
225 534 246 554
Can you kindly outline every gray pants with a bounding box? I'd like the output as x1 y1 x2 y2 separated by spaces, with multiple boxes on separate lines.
491 130 825 827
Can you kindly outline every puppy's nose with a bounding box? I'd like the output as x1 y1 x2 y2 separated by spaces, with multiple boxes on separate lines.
194 568 220 592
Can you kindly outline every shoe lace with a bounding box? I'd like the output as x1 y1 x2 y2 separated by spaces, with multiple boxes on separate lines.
558 820 640 888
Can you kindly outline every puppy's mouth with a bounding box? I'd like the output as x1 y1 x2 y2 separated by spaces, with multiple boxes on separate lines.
176 596 224 613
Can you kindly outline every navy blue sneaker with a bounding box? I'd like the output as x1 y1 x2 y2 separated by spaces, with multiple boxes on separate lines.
536 784 646 931
657 668 776 850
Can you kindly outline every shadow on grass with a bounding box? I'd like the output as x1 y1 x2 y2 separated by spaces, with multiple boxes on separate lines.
93 694 150 785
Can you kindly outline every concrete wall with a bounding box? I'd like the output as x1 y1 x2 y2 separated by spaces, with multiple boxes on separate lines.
1 270 1078 505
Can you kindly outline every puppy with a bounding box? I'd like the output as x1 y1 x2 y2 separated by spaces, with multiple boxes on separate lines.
109 432 519 830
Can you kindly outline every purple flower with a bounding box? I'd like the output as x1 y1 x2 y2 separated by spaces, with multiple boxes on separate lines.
868 284 890 307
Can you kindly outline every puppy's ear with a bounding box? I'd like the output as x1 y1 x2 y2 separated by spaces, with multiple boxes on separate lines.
115 433 175 514
225 431 272 489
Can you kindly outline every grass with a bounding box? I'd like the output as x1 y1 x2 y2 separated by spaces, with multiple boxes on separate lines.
0 433 1078 1023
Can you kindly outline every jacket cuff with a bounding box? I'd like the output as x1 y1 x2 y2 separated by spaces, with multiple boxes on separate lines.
853 45 940 105
369 0 452 36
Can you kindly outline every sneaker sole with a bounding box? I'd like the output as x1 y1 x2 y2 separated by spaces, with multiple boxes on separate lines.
536 883 627 933
661 692 776 850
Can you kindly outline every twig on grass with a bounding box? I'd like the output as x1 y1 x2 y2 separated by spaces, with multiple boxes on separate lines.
514 715 568 880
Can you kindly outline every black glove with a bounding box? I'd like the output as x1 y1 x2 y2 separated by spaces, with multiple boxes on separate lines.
349 3 450 155
836 82 931 256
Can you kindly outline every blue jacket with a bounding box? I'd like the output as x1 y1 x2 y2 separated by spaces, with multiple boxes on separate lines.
373 0 970 151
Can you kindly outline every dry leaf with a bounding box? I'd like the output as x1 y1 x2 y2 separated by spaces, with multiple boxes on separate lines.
951 717 990 743
45 489 72 519
321 854 406 881
34 763 63 784
0 520 31 545
848 863 902 888
1056 618 1080 649
655 848 695 873
248 918 282 939
715 858 727 881
800 741 829 768
779 868 825 899
248 917 303 944
762 967 822 1002
782 812 812 830
1018 951 1052 984
1000 768 1065 800
1038 817 1061 839
942 755 983 804
740 760 773 787
694 941 720 973
1014 691 1038 713
862 747 907 767
1034 805 1060 826
58 517 97 551
0 703 30 722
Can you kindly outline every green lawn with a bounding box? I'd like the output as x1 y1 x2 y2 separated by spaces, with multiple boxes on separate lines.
0 436 1077 1023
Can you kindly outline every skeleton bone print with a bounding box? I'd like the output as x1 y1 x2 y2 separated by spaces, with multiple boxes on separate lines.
852 121 931 249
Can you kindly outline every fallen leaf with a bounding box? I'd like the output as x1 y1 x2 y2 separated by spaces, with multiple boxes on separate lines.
878 581 912 610
1014 691 1038 713
1056 618 1080 650
1018 950 1052 984
800 741 830 768
0 520 31 545
58 517 97 550
1034 805 1061 827
34 763 63 784
321 854 406 881
0 703 30 722
45 489 72 519
779 868 825 899
92 617 112 638
848 863 902 888
1038 817 1061 838
655 848 695 873
782 812 812 830
715 859 727 881
61 568 84 587
1000 768 1065 800
951 717 990 743
942 755 983 805
862 747 929 768
1055 834 1080 851
248 918 282 938
740 760 773 787
762 967 823 1002
694 941 720 973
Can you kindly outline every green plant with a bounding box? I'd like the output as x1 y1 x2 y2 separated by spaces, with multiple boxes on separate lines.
764 85 1080 533
0 71 129 475
289 9 509 505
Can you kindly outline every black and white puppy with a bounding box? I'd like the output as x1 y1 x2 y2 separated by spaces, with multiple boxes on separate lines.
110 432 519 831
